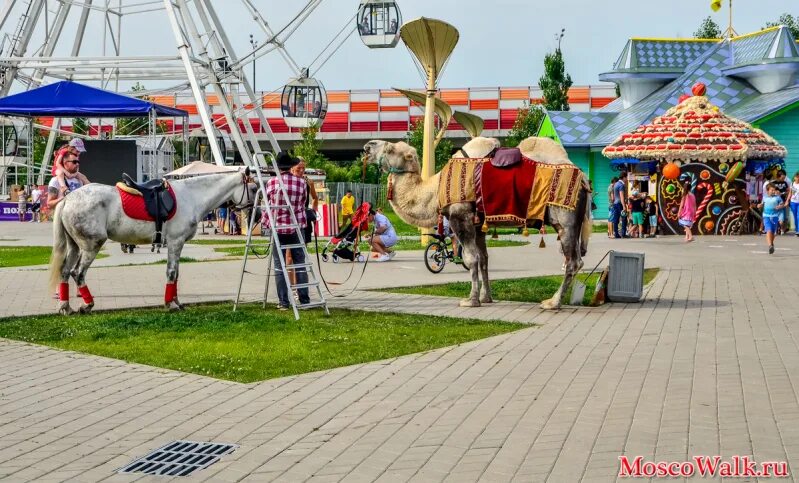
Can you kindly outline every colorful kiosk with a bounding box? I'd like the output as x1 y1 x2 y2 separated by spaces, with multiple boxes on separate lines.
602 83 788 236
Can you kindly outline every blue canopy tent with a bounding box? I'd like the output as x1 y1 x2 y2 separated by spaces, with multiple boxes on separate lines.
0 81 188 187
0 81 187 117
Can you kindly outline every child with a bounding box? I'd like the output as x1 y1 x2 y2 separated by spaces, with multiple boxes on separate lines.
677 182 696 242
759 183 786 254
645 196 658 238
630 190 645 238
52 139 90 194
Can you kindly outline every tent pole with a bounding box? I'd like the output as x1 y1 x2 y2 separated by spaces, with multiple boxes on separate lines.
38 0 94 186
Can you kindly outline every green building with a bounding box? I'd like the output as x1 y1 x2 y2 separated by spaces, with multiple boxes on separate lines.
545 26 799 219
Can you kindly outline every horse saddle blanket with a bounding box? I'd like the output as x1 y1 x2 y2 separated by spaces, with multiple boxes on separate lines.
437 155 583 225
116 178 177 222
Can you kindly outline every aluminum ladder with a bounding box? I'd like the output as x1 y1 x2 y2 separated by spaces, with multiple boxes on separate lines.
234 151 329 320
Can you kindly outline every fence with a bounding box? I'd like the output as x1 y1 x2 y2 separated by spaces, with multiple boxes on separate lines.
324 182 387 209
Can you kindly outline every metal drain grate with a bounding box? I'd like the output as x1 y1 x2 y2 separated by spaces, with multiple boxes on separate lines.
117 440 238 477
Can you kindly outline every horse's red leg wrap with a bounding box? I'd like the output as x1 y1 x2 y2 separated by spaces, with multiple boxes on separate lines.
59 282 69 302
165 282 178 304
78 285 93 305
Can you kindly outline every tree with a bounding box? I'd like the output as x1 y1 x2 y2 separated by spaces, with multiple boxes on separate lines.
289 123 327 168
405 117 453 172
539 47 573 111
694 16 722 38
765 13 799 39
115 82 151 136
505 103 546 148
71 118 89 136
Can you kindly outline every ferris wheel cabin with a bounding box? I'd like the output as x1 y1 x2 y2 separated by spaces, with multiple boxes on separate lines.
281 72 328 129
357 1 402 49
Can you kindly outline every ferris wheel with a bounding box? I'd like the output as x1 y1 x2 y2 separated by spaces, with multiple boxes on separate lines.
0 0 403 165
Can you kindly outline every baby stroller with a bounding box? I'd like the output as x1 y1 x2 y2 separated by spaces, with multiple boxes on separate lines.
321 202 371 263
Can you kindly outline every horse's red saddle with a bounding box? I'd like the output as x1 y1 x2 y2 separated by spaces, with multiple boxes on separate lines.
489 147 522 168
116 175 176 223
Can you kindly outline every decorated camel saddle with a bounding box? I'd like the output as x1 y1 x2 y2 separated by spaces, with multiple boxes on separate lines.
438 147 584 226
116 173 176 245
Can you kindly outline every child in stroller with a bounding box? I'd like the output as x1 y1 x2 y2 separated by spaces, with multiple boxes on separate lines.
321 202 371 262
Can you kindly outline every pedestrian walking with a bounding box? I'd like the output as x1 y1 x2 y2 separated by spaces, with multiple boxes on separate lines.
790 172 799 236
607 177 617 238
677 182 696 242
16 186 27 222
759 183 786 254
340 189 355 228
611 172 628 238
29 185 42 222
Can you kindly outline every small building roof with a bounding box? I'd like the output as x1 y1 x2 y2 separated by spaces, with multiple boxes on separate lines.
602 91 787 163
549 27 799 149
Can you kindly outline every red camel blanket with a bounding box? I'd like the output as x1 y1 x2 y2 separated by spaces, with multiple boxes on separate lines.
116 183 177 222
479 156 536 224
437 155 583 226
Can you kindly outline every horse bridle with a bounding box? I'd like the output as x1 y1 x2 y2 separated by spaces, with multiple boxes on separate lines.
232 171 254 208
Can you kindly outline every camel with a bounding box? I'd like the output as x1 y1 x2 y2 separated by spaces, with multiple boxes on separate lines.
363 136 591 310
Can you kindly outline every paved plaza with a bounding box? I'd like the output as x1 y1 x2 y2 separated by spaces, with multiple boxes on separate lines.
2 222 799 481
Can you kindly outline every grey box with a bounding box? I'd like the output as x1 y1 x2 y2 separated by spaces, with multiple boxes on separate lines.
607 251 645 302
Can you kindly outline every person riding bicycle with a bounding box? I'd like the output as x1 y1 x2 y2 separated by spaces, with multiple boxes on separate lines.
438 213 461 263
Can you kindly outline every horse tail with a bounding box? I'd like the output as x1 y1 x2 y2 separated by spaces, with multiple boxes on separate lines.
579 185 592 257
48 202 68 292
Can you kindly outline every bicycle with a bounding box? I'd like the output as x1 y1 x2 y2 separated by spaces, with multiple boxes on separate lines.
424 233 468 273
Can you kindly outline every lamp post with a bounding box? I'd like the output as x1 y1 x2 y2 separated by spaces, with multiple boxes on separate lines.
555 28 565 51
249 34 258 91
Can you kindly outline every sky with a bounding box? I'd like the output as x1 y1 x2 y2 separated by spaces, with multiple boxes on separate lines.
10 0 799 93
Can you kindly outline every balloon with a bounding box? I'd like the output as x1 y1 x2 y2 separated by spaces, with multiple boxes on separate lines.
662 162 680 180
692 82 707 96
725 161 744 183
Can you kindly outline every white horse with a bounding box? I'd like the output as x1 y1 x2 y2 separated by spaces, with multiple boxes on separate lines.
48 170 256 314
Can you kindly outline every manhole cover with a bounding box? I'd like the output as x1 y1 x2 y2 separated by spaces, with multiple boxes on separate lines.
117 441 237 477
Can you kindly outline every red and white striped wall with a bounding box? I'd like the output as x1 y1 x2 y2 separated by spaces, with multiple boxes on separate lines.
55 85 616 142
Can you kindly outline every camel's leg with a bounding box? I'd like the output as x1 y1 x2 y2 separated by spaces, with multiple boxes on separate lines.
449 205 480 307
72 245 102 314
57 239 81 315
541 210 584 310
165 240 185 311
475 230 492 304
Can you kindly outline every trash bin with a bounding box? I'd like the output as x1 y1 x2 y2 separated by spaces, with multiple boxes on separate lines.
607 251 645 302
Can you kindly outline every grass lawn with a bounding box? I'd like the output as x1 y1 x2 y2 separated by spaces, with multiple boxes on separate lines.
0 304 526 383
214 238 528 258
381 268 660 306
0 246 108 268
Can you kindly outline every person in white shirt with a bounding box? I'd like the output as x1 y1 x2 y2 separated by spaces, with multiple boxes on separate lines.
29 186 42 222
790 172 799 236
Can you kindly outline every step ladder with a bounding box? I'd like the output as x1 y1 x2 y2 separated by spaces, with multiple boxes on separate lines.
234 151 329 320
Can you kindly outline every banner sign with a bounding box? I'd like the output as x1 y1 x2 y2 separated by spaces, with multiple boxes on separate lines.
0 201 32 221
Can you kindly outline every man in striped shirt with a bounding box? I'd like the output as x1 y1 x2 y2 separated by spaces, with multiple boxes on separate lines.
264 152 310 309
